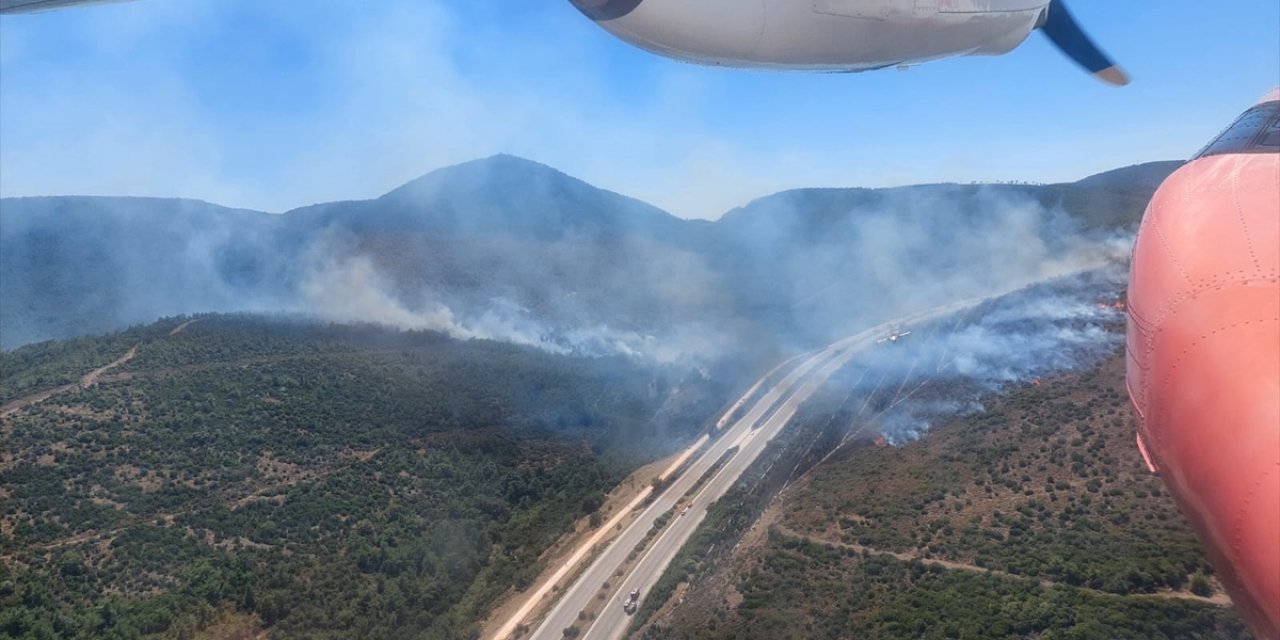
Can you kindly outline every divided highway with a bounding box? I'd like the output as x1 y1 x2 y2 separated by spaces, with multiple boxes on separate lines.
524 301 979 640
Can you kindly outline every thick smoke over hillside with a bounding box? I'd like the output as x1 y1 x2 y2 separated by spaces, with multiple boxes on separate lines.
293 228 734 362
290 187 1127 363
718 184 1134 345
299 248 707 361
300 254 466 337
283 161 1144 364
0 197 294 348
820 267 1129 444
0 157 1169 368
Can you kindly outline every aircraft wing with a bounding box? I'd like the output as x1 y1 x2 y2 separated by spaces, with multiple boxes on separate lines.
0 0 133 14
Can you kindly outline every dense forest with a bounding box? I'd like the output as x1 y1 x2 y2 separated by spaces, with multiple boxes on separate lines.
0 315 723 639
651 353 1251 639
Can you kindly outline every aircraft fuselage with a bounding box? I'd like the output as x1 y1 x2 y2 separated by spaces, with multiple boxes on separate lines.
571 0 1049 71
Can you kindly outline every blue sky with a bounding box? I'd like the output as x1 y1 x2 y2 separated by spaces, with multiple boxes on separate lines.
1 0 1277 219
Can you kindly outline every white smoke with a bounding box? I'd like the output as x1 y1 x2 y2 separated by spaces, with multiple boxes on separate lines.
299 255 469 337
296 249 718 363
826 265 1129 445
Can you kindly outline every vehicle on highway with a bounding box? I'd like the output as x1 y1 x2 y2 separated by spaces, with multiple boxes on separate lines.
622 589 640 614
876 326 912 344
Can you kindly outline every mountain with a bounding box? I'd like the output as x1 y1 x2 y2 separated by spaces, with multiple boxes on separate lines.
0 156 1180 353
323 154 693 242
716 162 1185 245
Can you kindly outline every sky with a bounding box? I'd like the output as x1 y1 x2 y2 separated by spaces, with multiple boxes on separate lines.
1 0 1277 220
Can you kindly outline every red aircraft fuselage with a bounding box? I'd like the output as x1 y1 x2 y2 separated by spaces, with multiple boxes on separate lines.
1127 88 1280 639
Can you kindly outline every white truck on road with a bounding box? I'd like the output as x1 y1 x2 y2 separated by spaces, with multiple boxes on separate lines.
622 589 640 614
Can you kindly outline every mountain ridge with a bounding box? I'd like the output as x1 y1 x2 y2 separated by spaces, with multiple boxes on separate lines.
0 156 1181 351
0 155 1179 221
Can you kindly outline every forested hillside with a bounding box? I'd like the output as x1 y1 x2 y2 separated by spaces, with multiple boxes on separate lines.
651 353 1251 640
0 316 722 639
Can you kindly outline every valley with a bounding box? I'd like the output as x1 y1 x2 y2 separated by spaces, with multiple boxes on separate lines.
0 156 1246 640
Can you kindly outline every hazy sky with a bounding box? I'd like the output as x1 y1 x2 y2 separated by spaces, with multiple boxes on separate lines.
1 0 1277 219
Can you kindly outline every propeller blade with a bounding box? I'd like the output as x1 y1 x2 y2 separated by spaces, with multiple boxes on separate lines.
1039 0 1129 86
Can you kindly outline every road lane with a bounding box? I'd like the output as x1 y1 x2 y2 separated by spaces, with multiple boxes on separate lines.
527 300 982 640
524 344 845 639
583 333 880 640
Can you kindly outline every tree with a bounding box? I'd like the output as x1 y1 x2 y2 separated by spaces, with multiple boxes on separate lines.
1189 572 1214 597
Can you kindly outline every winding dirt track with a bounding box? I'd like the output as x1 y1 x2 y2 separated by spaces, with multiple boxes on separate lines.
1 319 197 419
0 345 138 419
773 526 1232 607
80 345 139 387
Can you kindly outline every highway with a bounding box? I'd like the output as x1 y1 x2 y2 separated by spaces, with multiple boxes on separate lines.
525 300 979 640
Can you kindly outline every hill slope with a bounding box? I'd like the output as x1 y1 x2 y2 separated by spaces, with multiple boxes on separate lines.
649 351 1249 640
0 315 726 639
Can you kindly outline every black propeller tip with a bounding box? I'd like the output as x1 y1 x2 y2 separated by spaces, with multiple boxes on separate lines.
1039 0 1129 86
